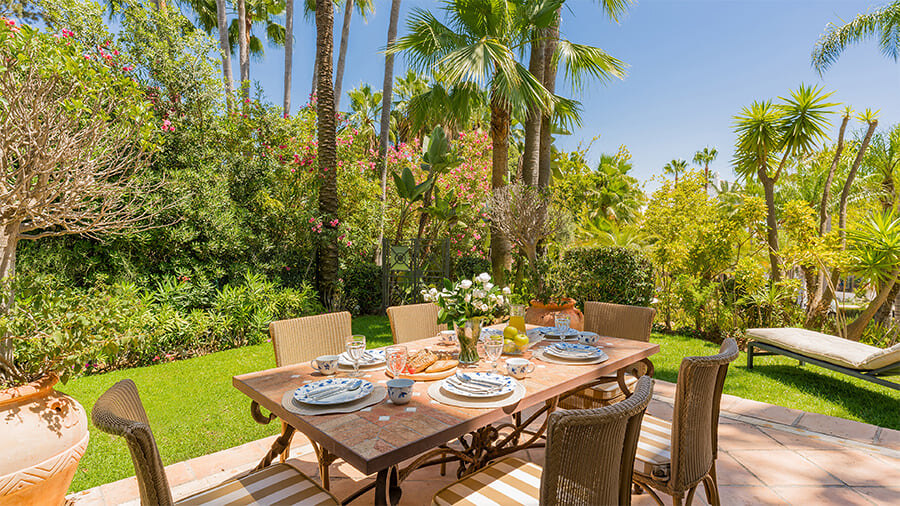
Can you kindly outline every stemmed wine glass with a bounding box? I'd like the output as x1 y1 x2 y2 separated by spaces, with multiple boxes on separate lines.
385 345 408 377
555 315 571 343
346 335 366 377
484 335 504 373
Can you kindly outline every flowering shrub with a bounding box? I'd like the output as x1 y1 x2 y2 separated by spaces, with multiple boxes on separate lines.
422 273 510 326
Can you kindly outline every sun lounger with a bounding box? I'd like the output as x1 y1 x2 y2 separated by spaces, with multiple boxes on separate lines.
747 328 900 390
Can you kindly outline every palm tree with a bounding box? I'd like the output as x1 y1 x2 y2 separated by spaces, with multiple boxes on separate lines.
374 0 401 266
662 159 687 183
283 0 294 115
733 84 837 282
334 0 374 110
237 0 249 99
314 0 340 305
345 83 382 150
390 0 559 281
692 146 718 191
215 0 235 110
812 1 900 73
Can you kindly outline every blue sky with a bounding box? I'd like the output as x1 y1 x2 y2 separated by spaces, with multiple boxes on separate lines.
243 0 899 187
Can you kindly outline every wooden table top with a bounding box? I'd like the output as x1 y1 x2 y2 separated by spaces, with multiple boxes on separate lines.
233 333 658 475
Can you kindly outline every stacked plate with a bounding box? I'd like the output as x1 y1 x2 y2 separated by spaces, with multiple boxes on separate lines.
440 372 516 399
292 377 376 406
543 342 608 363
527 327 600 342
338 349 386 369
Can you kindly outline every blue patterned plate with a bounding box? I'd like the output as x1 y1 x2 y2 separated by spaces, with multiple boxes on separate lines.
440 372 516 399
293 378 375 405
545 342 603 360
529 326 581 340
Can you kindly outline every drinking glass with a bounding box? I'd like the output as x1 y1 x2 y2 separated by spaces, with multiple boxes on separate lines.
385 345 408 377
509 304 526 333
555 314 571 342
484 335 504 373
346 335 366 377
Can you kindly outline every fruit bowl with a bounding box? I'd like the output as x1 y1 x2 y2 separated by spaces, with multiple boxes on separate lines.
502 338 529 355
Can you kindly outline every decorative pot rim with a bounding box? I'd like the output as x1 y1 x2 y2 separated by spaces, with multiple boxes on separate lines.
0 374 58 407
529 297 577 310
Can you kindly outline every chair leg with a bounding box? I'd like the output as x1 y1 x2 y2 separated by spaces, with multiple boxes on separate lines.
673 492 684 506
705 465 722 506
685 485 698 506
279 421 293 463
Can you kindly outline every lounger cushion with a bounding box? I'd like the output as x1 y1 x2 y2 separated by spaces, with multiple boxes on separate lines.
748 328 900 371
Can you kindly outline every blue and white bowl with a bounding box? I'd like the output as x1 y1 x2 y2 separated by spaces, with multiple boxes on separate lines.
387 378 414 405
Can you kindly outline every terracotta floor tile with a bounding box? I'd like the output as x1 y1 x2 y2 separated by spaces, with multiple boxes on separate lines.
796 412 879 443
730 398 805 425
652 379 677 399
770 485 873 505
853 486 900 505
717 485 789 505
163 460 195 488
716 422 778 451
729 449 842 486
646 399 674 420
716 451 764 485
876 427 900 451
98 476 138 505
758 427 847 451
187 440 264 478
797 449 900 487
67 488 106 506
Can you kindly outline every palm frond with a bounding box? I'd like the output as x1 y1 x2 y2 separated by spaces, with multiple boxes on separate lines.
554 39 627 93
812 2 900 72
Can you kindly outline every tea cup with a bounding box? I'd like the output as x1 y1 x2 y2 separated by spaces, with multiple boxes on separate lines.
438 330 457 345
387 378 414 405
310 355 339 375
505 358 535 380
578 332 603 347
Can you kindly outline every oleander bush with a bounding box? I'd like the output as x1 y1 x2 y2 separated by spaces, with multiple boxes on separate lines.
556 247 655 307
342 262 383 315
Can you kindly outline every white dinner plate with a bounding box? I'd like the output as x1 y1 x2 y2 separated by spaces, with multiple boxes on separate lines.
544 342 604 360
338 349 386 368
293 378 375 406
440 372 516 399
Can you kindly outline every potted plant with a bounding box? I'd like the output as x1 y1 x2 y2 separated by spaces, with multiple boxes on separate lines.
422 273 510 365
0 278 127 505
488 183 583 329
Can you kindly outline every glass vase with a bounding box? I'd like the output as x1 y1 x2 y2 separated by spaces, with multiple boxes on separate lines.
454 317 483 365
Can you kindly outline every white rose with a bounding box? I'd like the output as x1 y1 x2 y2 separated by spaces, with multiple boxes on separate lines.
502 287 511 295
430 287 438 296
460 279 473 289
478 303 488 312
464 294 471 303
476 273 491 283
473 289 485 299
484 282 494 291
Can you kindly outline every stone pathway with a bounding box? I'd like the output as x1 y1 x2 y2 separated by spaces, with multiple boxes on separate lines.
68 381 899 505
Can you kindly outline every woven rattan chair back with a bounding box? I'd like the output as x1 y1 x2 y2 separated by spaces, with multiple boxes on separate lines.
91 379 174 506
269 311 352 367
386 303 447 344
669 338 739 492
583 302 656 342
541 376 653 506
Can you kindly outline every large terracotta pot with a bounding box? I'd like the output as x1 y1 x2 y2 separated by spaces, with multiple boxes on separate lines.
525 298 584 331
0 375 89 506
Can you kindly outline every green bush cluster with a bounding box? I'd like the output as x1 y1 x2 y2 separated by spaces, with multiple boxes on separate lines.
556 247 655 307
453 255 492 279
342 262 383 315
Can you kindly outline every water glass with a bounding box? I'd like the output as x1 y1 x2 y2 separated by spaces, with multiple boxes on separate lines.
484 335 504 372
555 314 571 342
385 345 408 377
346 335 366 377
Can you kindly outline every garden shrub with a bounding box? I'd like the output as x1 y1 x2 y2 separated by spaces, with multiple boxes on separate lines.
556 247 654 307
454 255 491 279
343 262 383 315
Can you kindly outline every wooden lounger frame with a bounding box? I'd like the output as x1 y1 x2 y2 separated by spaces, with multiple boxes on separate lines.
747 341 900 391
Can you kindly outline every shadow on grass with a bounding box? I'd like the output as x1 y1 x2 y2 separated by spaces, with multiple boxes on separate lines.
353 314 393 348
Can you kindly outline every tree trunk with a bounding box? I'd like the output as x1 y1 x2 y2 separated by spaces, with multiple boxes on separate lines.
0 226 18 383
375 0 401 265
761 174 781 282
237 0 250 100
489 93 512 284
875 281 900 326
704 162 709 192
283 0 294 116
310 37 319 97
846 275 898 341
334 0 353 111
315 0 339 306
522 36 543 187
818 114 849 234
537 10 560 189
215 0 234 111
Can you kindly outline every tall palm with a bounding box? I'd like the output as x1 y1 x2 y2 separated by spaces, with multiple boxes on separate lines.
734 84 837 281
867 123 900 212
237 0 249 99
812 1 900 73
345 83 382 150
662 159 687 183
314 0 339 305
692 146 718 191
215 0 235 110
374 0 401 266
390 0 559 281
283 0 293 115
334 0 374 110
536 0 631 188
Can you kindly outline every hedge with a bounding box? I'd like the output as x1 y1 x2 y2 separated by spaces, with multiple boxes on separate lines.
556 247 654 307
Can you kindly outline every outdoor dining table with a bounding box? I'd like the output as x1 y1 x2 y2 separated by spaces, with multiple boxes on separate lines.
233 327 659 505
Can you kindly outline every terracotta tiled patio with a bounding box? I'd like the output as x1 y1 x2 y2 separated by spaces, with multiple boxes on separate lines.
67 380 899 505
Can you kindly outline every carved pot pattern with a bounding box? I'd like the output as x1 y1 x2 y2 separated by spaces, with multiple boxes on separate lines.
525 298 584 331
0 375 89 506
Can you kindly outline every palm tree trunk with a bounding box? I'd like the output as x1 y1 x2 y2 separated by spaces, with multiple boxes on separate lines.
761 173 781 282
537 10 560 189
489 92 512 284
237 0 250 100
846 274 898 341
283 0 294 116
838 120 878 244
375 0 401 265
334 0 353 111
522 37 543 187
215 0 235 111
315 0 339 306
311 38 319 97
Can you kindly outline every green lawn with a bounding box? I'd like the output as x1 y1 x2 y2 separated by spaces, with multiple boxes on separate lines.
58 318 899 493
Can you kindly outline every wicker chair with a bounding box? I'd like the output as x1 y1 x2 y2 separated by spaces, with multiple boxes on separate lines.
632 338 739 506
91 379 338 506
433 376 654 506
559 302 657 410
386 302 447 344
269 311 352 486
